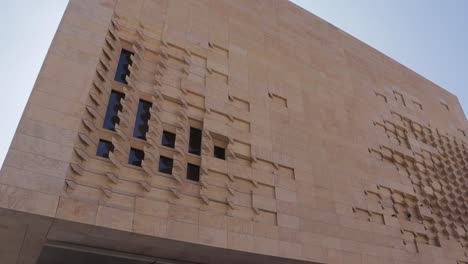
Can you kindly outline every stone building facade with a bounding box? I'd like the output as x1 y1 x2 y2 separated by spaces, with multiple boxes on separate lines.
0 0 466 263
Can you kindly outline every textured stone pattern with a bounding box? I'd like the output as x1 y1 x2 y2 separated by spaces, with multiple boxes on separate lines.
1 0 467 264
67 13 292 231
368 87 467 256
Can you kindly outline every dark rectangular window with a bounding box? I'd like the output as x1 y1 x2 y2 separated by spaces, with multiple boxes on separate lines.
133 100 152 140
214 146 225 160
186 163 200 182
161 131 176 148
103 91 125 131
128 148 144 167
96 139 114 159
114 49 133 84
188 127 202 155
158 156 173 175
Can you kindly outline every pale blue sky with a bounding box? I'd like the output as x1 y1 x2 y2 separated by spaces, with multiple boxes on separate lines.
0 1 467 167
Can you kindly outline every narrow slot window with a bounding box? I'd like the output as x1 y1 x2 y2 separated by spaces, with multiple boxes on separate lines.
96 139 114 159
128 148 144 167
188 127 202 155
103 90 125 131
114 49 133 84
133 100 152 140
186 163 200 182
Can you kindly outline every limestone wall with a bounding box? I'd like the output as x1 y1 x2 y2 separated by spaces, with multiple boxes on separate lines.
0 1 466 263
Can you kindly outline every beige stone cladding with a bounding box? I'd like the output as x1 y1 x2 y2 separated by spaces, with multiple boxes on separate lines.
0 0 466 264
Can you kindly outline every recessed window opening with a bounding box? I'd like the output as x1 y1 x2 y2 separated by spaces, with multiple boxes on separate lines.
214 146 225 160
161 131 176 148
188 127 202 155
96 139 114 159
128 148 144 167
133 100 152 140
114 49 133 84
103 90 125 131
159 156 173 175
186 163 200 182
